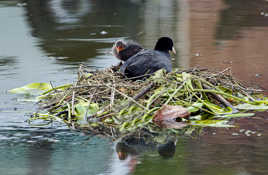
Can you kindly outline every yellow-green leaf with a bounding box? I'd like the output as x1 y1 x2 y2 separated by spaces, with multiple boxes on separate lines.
191 120 234 127
9 83 52 94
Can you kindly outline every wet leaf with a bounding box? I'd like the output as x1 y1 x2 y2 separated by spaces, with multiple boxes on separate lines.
75 102 99 120
142 113 153 122
119 121 130 132
9 83 52 95
42 84 72 95
104 118 114 123
187 102 203 113
153 105 190 129
202 100 225 114
217 86 233 94
189 115 203 120
182 72 194 91
191 120 234 127
119 108 128 118
154 105 190 121
151 69 166 80
84 73 93 78
234 103 268 111
219 113 255 118
146 87 165 108
90 123 99 127
112 117 121 124
131 117 142 126
141 107 159 123
128 105 142 113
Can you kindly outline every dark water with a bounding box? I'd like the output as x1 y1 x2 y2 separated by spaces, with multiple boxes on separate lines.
1 0 268 174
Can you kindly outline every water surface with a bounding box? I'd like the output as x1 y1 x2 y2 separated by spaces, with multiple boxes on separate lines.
1 0 268 175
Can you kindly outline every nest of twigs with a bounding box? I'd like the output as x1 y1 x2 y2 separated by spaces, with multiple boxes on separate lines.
30 65 267 139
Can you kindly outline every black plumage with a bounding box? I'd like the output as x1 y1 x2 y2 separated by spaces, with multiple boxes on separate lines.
112 40 143 62
120 37 175 78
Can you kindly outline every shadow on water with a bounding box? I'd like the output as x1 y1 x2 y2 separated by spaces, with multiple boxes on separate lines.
27 141 53 175
0 56 17 67
0 56 18 77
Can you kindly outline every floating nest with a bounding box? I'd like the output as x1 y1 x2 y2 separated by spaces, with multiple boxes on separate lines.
30 65 268 139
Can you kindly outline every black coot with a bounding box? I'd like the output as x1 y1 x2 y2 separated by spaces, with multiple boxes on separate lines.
120 37 175 79
112 40 143 62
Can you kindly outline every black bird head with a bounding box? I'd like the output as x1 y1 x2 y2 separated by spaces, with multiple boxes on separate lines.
154 37 176 54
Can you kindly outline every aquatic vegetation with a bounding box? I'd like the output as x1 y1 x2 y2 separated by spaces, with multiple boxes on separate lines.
9 82 52 95
12 65 268 138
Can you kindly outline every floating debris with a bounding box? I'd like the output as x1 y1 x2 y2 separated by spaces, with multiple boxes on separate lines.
257 133 262 137
232 133 239 136
195 53 200 57
17 2 27 7
245 130 253 136
239 129 245 133
100 30 108 35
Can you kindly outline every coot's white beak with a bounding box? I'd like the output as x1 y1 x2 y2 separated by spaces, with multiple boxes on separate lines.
172 47 176 55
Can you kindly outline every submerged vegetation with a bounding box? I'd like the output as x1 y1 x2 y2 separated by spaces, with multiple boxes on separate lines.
10 65 268 139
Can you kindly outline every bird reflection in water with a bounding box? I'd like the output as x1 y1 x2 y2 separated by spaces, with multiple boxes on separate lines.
115 136 177 172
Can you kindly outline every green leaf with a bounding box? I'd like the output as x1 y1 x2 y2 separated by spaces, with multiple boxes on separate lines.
84 73 93 78
187 102 203 113
151 69 166 80
118 108 128 118
131 117 142 126
189 115 207 120
42 84 72 95
75 102 99 120
217 86 233 94
9 83 52 95
128 105 142 113
234 103 268 111
218 113 255 118
112 117 121 124
119 121 130 132
146 87 165 109
202 100 225 114
104 118 114 123
182 72 194 91
191 120 234 127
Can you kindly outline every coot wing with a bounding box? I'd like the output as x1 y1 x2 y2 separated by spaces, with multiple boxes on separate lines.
119 44 143 61
120 50 172 78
